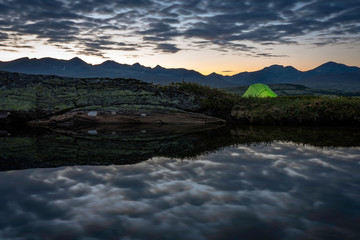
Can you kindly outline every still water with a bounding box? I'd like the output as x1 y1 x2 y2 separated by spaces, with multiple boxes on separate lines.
0 126 359 240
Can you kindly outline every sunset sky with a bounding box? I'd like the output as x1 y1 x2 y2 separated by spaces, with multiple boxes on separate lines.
0 0 359 75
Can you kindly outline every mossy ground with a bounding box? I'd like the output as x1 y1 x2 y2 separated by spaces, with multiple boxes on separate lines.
0 74 201 120
157 82 241 119
161 82 360 125
232 96 360 125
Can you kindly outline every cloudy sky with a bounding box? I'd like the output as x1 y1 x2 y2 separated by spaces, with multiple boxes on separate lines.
0 0 359 74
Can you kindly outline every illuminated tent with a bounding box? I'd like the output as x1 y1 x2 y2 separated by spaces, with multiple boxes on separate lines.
242 83 278 97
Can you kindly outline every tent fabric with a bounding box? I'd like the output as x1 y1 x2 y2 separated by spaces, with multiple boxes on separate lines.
242 83 278 97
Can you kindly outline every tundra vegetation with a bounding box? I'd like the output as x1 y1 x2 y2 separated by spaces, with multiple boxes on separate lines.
0 71 359 127
161 82 360 125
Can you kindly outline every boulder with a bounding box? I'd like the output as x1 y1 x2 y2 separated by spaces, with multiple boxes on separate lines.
0 71 225 127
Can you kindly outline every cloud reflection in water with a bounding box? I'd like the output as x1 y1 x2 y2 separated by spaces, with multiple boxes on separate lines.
0 142 359 240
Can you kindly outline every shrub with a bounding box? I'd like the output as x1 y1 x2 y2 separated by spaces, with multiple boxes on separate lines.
166 82 242 119
157 83 360 125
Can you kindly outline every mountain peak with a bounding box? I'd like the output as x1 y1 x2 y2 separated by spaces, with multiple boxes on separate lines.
269 64 284 68
69 57 86 63
311 61 360 73
323 61 340 65
262 64 284 71
132 62 143 68
100 60 120 67
319 61 344 68
154 65 164 70
259 64 300 74
208 72 222 77
11 57 30 63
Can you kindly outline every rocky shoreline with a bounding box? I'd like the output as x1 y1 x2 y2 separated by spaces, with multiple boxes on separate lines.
28 110 225 128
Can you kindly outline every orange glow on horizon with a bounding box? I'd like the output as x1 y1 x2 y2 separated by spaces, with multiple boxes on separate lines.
1 42 359 76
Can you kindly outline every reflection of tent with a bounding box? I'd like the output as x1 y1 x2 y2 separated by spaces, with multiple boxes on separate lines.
242 83 278 97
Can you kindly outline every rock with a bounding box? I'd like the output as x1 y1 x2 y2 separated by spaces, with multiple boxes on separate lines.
88 130 97 135
28 110 225 128
0 71 225 126
0 113 9 119
0 130 10 136
88 111 98 117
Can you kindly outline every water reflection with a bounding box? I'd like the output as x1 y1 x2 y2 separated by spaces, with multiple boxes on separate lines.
0 125 359 171
0 142 359 239
0 126 359 239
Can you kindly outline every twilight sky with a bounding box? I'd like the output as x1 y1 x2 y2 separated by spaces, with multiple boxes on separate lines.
0 0 359 75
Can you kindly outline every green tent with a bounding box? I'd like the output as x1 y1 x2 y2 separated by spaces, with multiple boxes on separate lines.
242 83 278 97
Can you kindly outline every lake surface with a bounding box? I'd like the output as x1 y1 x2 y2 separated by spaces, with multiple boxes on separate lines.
0 126 360 240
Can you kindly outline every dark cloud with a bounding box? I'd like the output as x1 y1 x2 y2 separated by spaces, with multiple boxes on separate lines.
143 36 169 42
161 18 180 24
0 32 8 40
138 21 181 52
139 22 177 36
14 20 79 37
182 0 360 52
0 0 359 57
255 53 289 58
156 43 180 53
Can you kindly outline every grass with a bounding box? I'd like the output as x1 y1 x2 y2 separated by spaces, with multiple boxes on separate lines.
157 82 241 119
232 96 360 125
159 82 360 125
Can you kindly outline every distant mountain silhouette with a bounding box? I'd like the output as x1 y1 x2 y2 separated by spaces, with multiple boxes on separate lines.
296 62 360 91
306 61 360 74
0 57 359 90
230 65 302 85
0 57 229 87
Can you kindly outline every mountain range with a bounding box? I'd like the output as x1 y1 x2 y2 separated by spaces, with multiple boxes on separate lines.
0 57 359 91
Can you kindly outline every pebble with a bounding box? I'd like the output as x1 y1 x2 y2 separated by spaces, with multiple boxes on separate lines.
88 130 97 135
88 111 97 117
